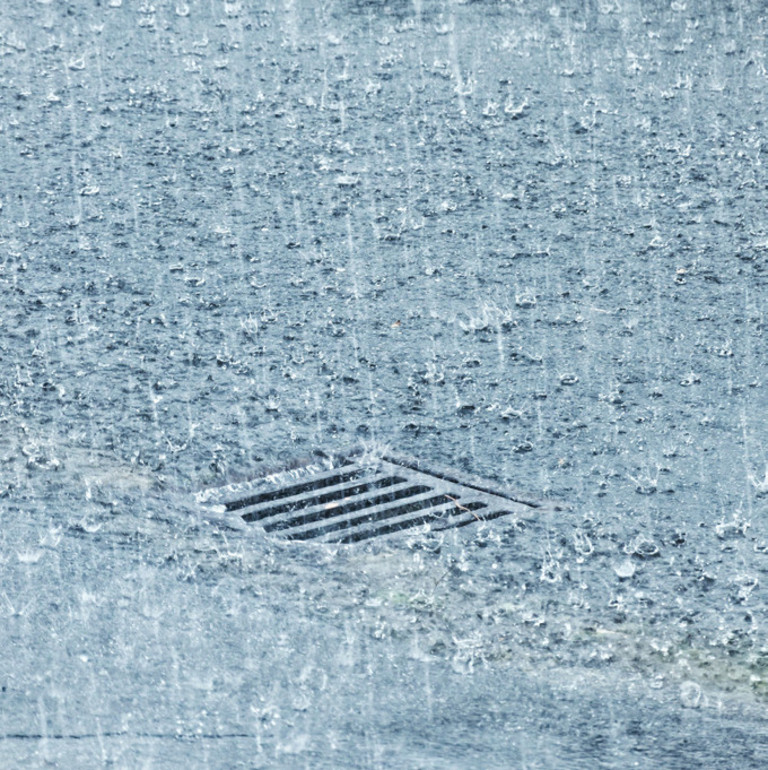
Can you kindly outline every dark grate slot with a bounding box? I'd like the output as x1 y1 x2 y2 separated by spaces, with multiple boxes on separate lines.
286 495 486 542
264 482 430 532
336 500 489 544
224 466 362 512
242 475 408 523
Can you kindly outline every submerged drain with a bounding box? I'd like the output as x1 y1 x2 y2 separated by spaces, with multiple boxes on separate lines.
197 450 558 544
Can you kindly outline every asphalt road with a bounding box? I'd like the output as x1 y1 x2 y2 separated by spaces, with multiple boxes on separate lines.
1 0 767 766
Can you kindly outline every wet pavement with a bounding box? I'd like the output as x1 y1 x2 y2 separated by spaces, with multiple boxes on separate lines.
2 0 768 766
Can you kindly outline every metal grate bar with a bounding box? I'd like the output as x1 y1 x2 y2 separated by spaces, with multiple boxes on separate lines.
263 479 429 532
283 490 487 541
223 463 361 512
240 473 408 523
327 500 490 544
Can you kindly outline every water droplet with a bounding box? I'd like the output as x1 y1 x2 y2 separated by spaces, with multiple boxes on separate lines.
515 291 537 309
680 681 702 708
17 550 44 564
614 559 636 580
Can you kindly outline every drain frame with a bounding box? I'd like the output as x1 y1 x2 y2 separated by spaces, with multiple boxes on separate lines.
197 449 563 544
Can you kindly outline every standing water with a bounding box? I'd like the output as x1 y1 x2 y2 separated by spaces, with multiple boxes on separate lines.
1 0 767 767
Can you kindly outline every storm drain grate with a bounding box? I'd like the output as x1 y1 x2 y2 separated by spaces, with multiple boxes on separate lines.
197 450 558 544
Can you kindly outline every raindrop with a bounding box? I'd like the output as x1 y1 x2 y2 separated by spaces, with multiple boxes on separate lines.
572 529 593 557
679 372 701 386
504 98 529 119
624 536 660 559
515 291 537 308
17 550 44 564
715 516 750 539
334 174 359 188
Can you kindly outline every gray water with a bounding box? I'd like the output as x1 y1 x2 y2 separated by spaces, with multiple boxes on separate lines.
1 0 767 766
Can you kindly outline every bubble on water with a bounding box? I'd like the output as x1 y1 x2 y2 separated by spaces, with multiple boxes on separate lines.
614 559 636 580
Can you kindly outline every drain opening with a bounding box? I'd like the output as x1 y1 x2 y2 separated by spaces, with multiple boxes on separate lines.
263 481 427 531
329 499 491 545
224 464 362 513
198 450 559 543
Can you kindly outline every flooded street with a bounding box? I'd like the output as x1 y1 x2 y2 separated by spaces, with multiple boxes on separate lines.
1 0 767 766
